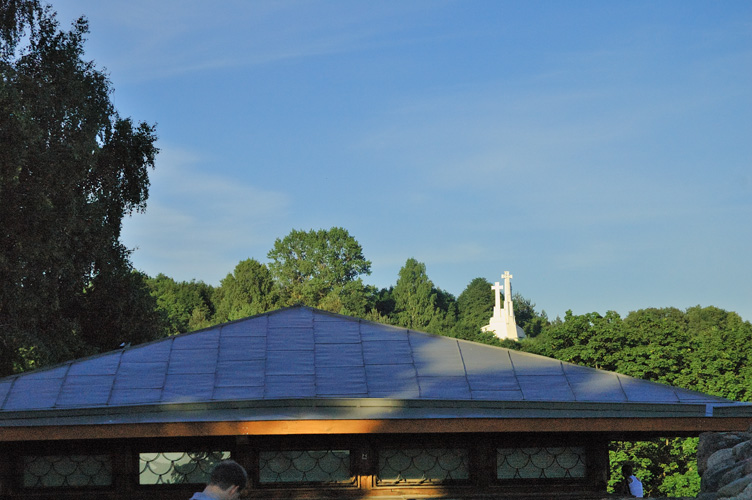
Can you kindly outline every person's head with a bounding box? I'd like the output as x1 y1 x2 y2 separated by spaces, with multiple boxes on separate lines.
208 460 248 499
621 463 634 477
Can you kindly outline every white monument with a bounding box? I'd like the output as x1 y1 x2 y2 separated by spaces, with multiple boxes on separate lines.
481 271 526 341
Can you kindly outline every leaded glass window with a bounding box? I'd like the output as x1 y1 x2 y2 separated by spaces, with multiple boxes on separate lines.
139 451 230 484
23 455 112 488
259 450 352 484
377 448 469 485
497 447 586 479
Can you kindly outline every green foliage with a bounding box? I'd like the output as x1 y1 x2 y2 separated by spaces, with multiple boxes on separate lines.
318 280 377 317
146 274 215 334
78 269 167 353
608 439 700 497
187 304 213 331
617 307 692 384
527 306 752 497
656 438 700 498
523 310 625 371
369 286 396 319
683 306 752 401
428 286 458 333
391 258 443 332
213 258 277 322
0 2 159 375
512 294 548 338
450 277 497 344
267 227 371 312
456 277 493 329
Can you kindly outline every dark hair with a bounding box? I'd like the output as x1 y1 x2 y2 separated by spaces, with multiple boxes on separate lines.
210 460 248 490
621 463 634 476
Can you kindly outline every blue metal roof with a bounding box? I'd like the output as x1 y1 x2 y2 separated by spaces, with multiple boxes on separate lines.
0 307 741 417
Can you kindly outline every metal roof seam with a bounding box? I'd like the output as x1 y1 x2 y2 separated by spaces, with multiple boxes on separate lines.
507 350 525 401
210 324 224 401
406 330 422 398
262 313 270 399
312 315 319 397
158 336 177 403
52 360 74 409
357 319 372 397
455 339 473 400
103 350 125 406
0 375 18 410
561 361 579 403
614 374 631 402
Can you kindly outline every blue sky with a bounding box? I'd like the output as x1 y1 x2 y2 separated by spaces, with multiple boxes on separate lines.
53 1 751 322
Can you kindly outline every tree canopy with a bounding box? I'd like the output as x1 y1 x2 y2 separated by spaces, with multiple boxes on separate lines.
267 227 372 312
145 274 215 335
0 1 161 375
213 259 278 323
456 277 494 329
391 258 440 330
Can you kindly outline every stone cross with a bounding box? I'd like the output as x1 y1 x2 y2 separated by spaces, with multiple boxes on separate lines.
491 281 503 317
502 271 514 322
482 270 525 341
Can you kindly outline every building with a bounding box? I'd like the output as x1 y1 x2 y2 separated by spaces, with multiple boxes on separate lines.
0 306 749 499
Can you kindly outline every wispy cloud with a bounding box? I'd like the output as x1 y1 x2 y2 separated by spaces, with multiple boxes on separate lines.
121 145 290 283
65 0 451 83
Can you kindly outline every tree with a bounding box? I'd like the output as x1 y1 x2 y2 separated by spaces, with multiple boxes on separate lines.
266 227 371 312
449 277 498 344
0 2 159 375
430 286 458 333
391 258 444 331
523 310 626 371
456 277 493 329
213 259 277 322
146 274 215 334
362 286 396 323
683 306 752 401
512 294 548 338
613 307 690 384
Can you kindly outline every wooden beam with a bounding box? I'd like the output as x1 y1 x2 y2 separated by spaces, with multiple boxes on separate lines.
1 417 749 441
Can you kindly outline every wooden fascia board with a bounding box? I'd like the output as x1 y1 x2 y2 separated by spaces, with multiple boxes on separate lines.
1 416 750 441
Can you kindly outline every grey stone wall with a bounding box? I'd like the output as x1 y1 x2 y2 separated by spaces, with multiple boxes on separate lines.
696 426 752 500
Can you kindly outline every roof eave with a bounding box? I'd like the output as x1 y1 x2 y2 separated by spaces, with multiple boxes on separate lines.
1 398 750 441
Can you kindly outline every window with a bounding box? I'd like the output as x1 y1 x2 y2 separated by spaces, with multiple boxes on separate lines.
139 451 230 484
23 455 112 488
259 450 352 485
496 447 586 479
377 448 469 485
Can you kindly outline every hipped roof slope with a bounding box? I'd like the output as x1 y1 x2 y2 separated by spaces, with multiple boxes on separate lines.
0 306 739 416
